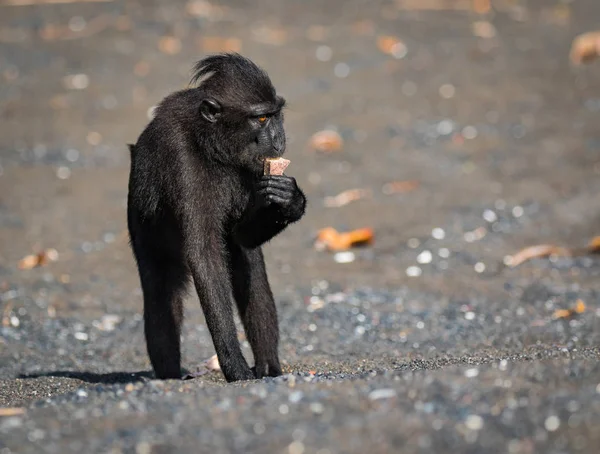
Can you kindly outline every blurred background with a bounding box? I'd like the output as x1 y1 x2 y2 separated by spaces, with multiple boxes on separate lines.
2 1 600 452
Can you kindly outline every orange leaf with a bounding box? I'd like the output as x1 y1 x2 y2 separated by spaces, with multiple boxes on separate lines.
315 227 374 251
309 130 343 153
507 244 570 267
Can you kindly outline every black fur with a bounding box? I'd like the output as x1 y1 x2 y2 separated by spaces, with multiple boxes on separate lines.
127 53 306 382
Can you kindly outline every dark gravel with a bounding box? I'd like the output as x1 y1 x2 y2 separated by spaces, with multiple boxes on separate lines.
2 0 600 453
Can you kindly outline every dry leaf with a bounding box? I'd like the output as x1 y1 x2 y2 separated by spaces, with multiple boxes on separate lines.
0 407 25 417
377 36 407 58
552 299 586 319
309 130 343 153
18 248 59 270
570 31 600 65
506 244 570 267
199 36 242 53
159 36 182 55
472 21 496 39
382 180 419 195
252 26 287 46
315 227 374 252
395 0 472 11
324 188 372 208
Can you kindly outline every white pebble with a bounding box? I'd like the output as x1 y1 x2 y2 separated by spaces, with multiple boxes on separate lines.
310 402 324 414
416 321 425 329
465 368 479 378
10 315 20 327
279 404 289 415
465 414 484 431
483 209 497 223
438 248 450 258
406 266 422 277
407 238 420 248
474 262 486 273
56 166 71 180
288 391 303 404
544 415 560 432
431 227 446 240
65 149 80 162
439 84 455 99
391 42 407 59
334 62 350 78
368 388 396 400
465 311 476 321
334 251 355 264
462 126 478 139
315 45 332 61
417 250 433 264
76 389 88 398
436 121 454 136
74 332 88 341
355 325 366 335
512 206 524 218
288 441 305 454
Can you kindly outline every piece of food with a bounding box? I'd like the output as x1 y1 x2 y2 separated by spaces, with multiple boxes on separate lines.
263 157 290 175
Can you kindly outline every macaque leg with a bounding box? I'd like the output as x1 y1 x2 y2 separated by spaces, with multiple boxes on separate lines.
230 244 282 378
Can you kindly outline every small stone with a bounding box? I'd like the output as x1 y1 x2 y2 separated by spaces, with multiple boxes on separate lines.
56 166 71 180
316 45 332 62
74 332 88 341
310 402 324 414
465 415 484 431
462 126 478 139
438 248 450 258
465 368 479 378
483 209 497 223
512 206 524 218
545 415 560 432
76 389 88 398
334 63 350 78
406 266 422 277
334 252 355 263
439 84 456 99
417 250 433 264
289 391 303 403
431 228 446 240
474 262 486 273
368 388 396 400
279 404 289 415
465 311 476 321
288 441 305 454
407 238 420 248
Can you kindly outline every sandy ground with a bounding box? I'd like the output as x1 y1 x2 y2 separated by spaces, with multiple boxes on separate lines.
1 0 600 453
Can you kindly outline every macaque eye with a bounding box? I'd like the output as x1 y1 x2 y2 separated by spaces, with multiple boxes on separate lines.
258 116 268 124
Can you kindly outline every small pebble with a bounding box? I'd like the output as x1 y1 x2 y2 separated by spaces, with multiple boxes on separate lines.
431 228 446 240
56 166 71 180
288 441 305 454
465 311 476 321
474 262 486 273
315 45 332 62
76 389 88 398
279 404 289 415
334 63 350 78
512 206 524 218
407 238 420 248
462 126 478 139
465 368 479 378
465 415 484 431
334 251 355 264
74 332 88 341
368 388 396 400
310 402 324 414
545 416 560 432
483 209 497 223
439 84 456 99
438 248 450 258
289 391 304 403
417 250 432 264
406 266 422 277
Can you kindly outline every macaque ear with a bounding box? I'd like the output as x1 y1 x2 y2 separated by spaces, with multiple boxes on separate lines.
199 98 222 123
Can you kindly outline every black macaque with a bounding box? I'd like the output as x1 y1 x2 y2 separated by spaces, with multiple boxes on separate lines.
127 53 306 382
